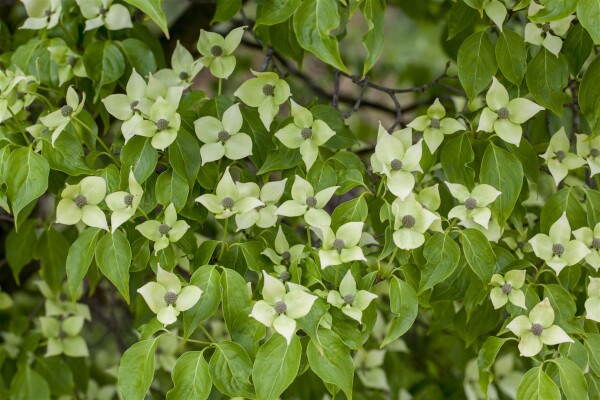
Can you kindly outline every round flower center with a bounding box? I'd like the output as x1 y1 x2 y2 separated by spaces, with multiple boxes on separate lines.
590 148 599 158
552 243 564 256
262 84 275 96
164 291 177 305
274 301 287 314
156 119 169 131
541 23 551 33
592 238 600 250
305 196 317 208
67 56 76 67
17 91 25 100
280 271 291 281
343 294 354 305
531 323 543 336
517 241 525 249
98 6 107 15
430 118 441 129
555 150 566 162
402 214 416 229
179 71 189 80
44 9 52 17
130 100 139 110
390 159 403 171
497 107 510 119
210 45 223 57
217 130 230 142
61 105 73 118
332 239 345 252
159 224 171 235
464 197 477 210
123 194 134 206
74 195 87 208
501 283 512 294
301 128 313 140
281 251 291 261
221 197 234 209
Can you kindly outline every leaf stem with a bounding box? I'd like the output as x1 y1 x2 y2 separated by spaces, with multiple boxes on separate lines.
73 117 120 166
218 217 229 261
198 324 216 342
218 78 223 96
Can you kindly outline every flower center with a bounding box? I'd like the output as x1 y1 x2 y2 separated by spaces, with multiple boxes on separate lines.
497 107 510 119
44 9 52 17
17 91 25 100
402 214 416 229
274 301 287 314
210 45 223 57
343 294 354 305
164 291 177 305
123 194 134 206
156 119 169 131
159 224 171 235
281 251 291 261
262 84 275 96
541 23 551 33
531 323 543 336
430 118 440 129
217 130 230 142
590 148 599 158
501 283 512 294
67 56 76 67
98 6 107 16
305 196 317 208
592 238 600 250
390 159 403 171
61 105 73 118
179 71 189 80
332 239 345 252
552 243 564 256
517 241 525 249
130 100 139 110
279 271 291 281
221 197 234 209
464 197 477 210
555 150 566 162
74 195 87 208
301 128 313 140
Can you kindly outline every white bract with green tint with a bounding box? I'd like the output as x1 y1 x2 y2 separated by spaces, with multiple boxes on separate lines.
318 222 366 269
540 128 585 186
195 167 264 219
407 98 464 153
327 270 377 324
40 86 85 144
197 27 245 79
76 0 132 31
137 266 202 326
507 298 573 357
371 125 423 200
478 77 543 145
391 194 439 250
135 97 181 150
136 204 189 254
573 222 600 271
276 175 338 228
262 227 305 277
524 3 573 56
20 0 61 30
249 271 317 344
234 70 291 129
274 100 335 170
490 270 526 309
446 182 501 229
235 179 286 230
586 278 600 322
48 44 86 86
576 133 600 177
56 176 108 231
194 103 252 165
40 316 88 357
105 170 143 232
354 349 389 391
155 42 203 87
529 212 590 274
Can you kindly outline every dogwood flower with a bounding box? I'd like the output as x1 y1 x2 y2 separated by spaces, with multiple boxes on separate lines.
137 266 202 326
490 270 526 309
529 212 590 274
573 223 600 271
20 0 61 30
327 270 377 323
540 128 585 186
155 41 203 87
197 26 245 79
56 176 108 231
507 298 573 357
371 125 423 200
135 97 181 150
446 182 501 229
40 86 85 144
249 271 317 344
48 44 86 86
136 204 189 254
0 70 33 121
415 185 443 232
407 98 464 153
585 278 600 322
524 7 573 56
478 77 543 145
76 0 132 31
40 316 88 357
235 179 286 230
576 134 600 177
391 194 439 250
234 70 291 129
262 226 305 280
354 349 389 391
318 222 366 269
274 100 335 170
275 175 338 227
194 103 252 165
105 170 143 232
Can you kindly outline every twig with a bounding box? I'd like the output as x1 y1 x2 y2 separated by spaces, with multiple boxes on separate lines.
332 69 340 110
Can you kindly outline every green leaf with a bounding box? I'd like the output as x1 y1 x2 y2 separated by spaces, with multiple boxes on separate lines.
549 358 588 400
441 132 475 189
577 0 600 44
256 0 301 26
253 334 302 400
266 19 305 67
37 229 69 293
293 0 349 73
579 55 600 132
5 219 38 282
463 0 485 11
168 130 201 185
307 160 337 192
562 24 593 75
507 139 539 183
212 0 242 23
155 170 189 211
495 29 527 85
585 333 600 376
4 147 49 227
419 232 461 292
447 0 478 40
477 336 513 396
166 351 211 400
382 277 418 347
123 0 169 38
183 266 221 338
120 136 159 184
83 41 125 101
529 0 579 22
459 229 497 284
307 329 354 399
67 228 102 302
257 147 302 174
220 269 251 332
118 338 160 400
543 284 577 323
34 357 75 397
9 365 50 400
117 39 158 78
457 30 497 101
540 188 587 232
331 195 368 229
95 230 132 303
360 0 385 75
516 366 561 400
209 341 255 398
525 48 569 116
585 188 600 226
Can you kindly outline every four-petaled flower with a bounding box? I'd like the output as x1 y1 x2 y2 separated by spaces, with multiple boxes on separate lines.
524 3 573 56
155 41 203 87
407 98 464 153
540 127 585 186
235 179 286 230
391 194 439 250
262 226 305 280
573 222 600 271
327 270 377 324
318 222 366 269
135 97 181 150
40 316 88 357
197 27 245 79
136 203 190 254
576 134 600 177
56 176 108 231
446 182 501 229
40 86 85 144
490 270 526 309
20 0 61 30
105 170 144 232
76 0 132 32
586 278 600 323
354 349 389 391
276 175 338 228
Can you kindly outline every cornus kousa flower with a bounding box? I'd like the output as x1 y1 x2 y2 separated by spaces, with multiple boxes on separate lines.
135 97 181 150
235 179 287 230
136 203 189 254
407 98 464 153
529 212 590 274
540 127 585 185
275 175 338 228
507 298 573 357
137 266 202 326
234 70 291 129
20 0 61 30
48 44 86 86
586 278 600 322
0 70 28 121
327 270 377 324
40 316 88 357
354 349 389 391
490 270 526 309
155 41 203 87
56 176 108 231
318 222 367 269
249 271 317 344
197 26 245 79
262 226 305 280
478 77 544 145
105 170 143 232
391 194 439 250
371 125 423 200
414 185 443 232
195 167 264 219
274 100 335 170
524 3 573 56
573 222 600 271
446 182 501 229
576 134 600 177
194 103 252 165
76 0 132 32
40 86 85 144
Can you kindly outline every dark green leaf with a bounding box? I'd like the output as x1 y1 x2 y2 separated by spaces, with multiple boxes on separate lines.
253 334 302 400
457 30 497 101
525 49 568 115
95 230 132 303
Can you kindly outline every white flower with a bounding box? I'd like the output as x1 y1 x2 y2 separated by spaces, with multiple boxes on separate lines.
407 98 464 153
262 226 305 276
155 41 203 87
56 176 108 231
20 0 61 30
276 175 338 228
489 270 526 309
76 0 132 31
135 204 189 254
524 3 573 56
40 316 88 357
575 134 600 177
197 26 245 79
235 179 287 230
354 349 389 391
105 170 143 232
40 86 85 144
585 278 600 322
327 270 377 324
572 222 600 271
540 127 585 186
318 222 367 269
446 182 501 229
391 194 439 250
